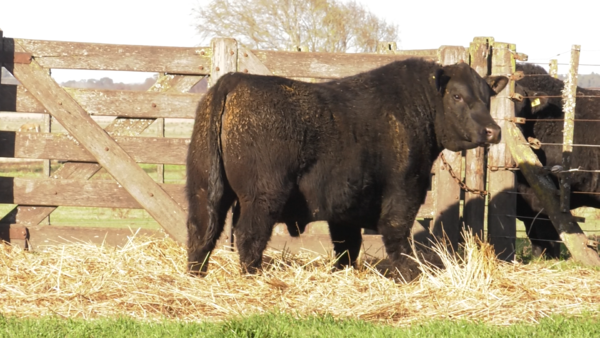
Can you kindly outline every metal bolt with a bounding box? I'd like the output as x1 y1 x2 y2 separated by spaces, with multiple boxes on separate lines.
200 51 205 55
151 103 157 108
216 67 220 71
105 147 109 151
244 69 248 73
230 51 234 56
244 53 248 57
58 102 62 105
199 66 204 70
150 193 154 197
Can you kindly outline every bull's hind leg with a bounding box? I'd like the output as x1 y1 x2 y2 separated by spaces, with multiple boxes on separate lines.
187 188 235 275
234 192 290 274
328 223 362 269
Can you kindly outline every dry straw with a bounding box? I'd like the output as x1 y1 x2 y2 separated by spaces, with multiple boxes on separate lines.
0 229 598 326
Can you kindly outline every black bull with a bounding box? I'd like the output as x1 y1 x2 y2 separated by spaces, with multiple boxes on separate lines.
186 59 508 280
514 63 600 258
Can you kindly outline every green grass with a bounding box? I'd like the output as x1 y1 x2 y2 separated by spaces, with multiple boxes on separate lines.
0 312 599 338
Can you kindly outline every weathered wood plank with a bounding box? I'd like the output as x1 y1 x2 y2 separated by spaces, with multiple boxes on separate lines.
238 46 272 75
417 193 435 219
464 37 493 237
487 42 517 261
0 131 189 164
10 38 211 74
396 49 438 58
0 85 200 119
9 39 188 244
251 50 437 79
0 84 47 113
505 123 600 266
560 45 580 212
0 177 186 209
432 46 468 249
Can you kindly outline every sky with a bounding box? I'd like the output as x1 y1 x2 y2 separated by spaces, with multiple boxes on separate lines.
1 0 598 83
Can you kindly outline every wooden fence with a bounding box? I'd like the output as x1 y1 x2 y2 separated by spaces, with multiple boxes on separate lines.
0 32 520 259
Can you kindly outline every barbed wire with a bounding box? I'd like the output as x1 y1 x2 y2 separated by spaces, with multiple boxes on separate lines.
530 142 600 148
520 95 600 98
508 118 600 122
486 235 564 243
520 61 600 67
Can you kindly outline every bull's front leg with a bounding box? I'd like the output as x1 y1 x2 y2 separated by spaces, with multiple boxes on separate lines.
377 194 422 282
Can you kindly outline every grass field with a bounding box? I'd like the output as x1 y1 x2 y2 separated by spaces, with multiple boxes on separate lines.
1 312 600 338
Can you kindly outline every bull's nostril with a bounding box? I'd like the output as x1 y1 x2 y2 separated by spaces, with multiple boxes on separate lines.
485 127 501 143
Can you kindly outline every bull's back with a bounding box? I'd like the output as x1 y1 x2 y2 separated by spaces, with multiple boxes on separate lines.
218 74 333 184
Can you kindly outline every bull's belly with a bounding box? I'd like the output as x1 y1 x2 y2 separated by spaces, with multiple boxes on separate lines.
296 174 382 226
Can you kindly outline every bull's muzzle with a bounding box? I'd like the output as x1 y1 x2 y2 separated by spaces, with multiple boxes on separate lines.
485 125 501 144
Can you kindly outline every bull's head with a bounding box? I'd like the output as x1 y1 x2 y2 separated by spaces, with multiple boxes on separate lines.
434 62 507 151
513 83 551 118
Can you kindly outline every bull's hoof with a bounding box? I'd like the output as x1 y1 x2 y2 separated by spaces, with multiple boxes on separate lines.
417 250 444 269
391 257 422 283
188 262 209 277
241 262 263 275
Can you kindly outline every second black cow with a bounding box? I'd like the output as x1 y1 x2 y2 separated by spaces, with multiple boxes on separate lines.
514 63 600 258
186 59 507 280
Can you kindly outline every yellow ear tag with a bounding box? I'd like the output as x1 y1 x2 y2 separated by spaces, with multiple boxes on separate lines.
531 98 541 107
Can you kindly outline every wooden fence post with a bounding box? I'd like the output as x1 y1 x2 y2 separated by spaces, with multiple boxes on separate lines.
211 38 238 250
377 42 397 54
560 45 580 212
432 46 468 249
550 59 558 78
487 43 517 261
464 37 494 238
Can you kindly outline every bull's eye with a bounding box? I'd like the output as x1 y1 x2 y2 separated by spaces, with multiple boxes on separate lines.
452 94 462 102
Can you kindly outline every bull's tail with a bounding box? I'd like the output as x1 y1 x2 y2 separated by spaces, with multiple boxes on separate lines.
205 82 229 246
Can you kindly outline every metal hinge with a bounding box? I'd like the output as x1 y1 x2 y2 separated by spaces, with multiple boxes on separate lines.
510 71 524 81
1 52 32 64
508 117 526 124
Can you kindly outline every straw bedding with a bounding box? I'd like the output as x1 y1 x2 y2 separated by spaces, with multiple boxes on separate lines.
0 230 598 326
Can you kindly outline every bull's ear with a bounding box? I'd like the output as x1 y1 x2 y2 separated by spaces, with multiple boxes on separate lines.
530 92 549 113
434 68 450 93
486 75 509 95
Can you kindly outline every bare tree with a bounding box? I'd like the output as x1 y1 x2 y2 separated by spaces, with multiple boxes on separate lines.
193 0 399 53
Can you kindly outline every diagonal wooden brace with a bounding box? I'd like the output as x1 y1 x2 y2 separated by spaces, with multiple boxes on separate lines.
505 122 600 266
8 40 189 244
